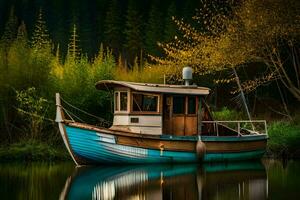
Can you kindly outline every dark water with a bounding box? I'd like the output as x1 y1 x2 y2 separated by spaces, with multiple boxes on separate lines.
0 160 300 200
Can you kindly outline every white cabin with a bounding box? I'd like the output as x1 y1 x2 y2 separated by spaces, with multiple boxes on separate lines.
96 80 210 135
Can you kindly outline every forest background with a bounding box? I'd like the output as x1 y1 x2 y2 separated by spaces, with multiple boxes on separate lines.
0 0 299 161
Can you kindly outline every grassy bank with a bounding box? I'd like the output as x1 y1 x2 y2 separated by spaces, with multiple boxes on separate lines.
0 139 70 162
267 120 300 158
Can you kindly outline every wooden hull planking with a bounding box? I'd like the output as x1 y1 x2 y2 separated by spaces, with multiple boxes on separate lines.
60 123 267 165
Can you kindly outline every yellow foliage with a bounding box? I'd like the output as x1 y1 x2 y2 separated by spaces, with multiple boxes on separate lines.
114 63 168 84
149 0 300 100
50 62 63 79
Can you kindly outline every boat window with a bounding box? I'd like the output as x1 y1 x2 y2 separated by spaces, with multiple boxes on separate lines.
114 92 119 111
132 93 158 112
173 96 185 114
120 92 128 111
188 96 196 114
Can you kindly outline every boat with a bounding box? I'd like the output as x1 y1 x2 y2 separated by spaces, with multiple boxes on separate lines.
55 67 268 165
60 162 268 200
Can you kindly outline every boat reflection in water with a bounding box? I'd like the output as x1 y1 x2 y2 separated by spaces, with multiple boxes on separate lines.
60 162 268 200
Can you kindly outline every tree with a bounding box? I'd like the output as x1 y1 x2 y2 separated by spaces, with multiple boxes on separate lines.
30 9 52 89
104 0 123 54
31 8 51 51
156 0 300 101
67 24 81 61
79 3 97 58
16 21 28 44
92 44 115 81
0 6 18 68
145 3 163 56
0 7 18 137
7 21 30 89
163 2 178 42
0 6 18 48
16 87 48 139
124 0 144 63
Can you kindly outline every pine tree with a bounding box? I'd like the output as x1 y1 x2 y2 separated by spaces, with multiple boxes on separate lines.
0 6 18 69
94 43 104 65
124 0 144 63
16 21 28 45
163 3 178 42
55 44 61 64
67 24 81 61
104 0 123 53
7 22 29 88
145 3 163 56
0 6 18 48
31 8 51 51
79 4 96 58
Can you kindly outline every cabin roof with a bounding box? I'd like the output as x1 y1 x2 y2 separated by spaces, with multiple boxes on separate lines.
95 80 210 95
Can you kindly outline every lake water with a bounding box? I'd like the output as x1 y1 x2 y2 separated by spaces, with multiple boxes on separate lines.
0 160 299 200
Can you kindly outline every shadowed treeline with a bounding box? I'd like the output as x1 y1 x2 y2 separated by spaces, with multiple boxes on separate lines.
0 0 198 62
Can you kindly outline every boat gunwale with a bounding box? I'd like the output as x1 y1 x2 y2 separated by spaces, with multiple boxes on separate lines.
65 121 268 142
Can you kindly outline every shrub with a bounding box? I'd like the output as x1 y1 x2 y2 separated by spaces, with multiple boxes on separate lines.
15 87 48 140
212 107 243 120
267 121 300 158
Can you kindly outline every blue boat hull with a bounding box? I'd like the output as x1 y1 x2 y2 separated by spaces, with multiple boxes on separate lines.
61 124 267 165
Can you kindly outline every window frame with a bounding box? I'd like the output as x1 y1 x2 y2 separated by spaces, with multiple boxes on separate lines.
114 90 129 113
187 96 197 116
131 92 160 114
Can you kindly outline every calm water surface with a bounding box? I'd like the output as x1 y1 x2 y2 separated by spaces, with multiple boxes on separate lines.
0 160 299 200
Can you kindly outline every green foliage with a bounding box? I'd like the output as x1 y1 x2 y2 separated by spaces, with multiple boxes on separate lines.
163 3 178 42
104 0 123 52
92 45 115 81
16 87 48 140
145 4 163 56
114 60 165 83
212 107 243 120
52 45 116 122
157 0 300 100
67 24 81 60
0 139 69 161
267 121 300 158
0 7 18 48
31 9 51 51
124 0 144 61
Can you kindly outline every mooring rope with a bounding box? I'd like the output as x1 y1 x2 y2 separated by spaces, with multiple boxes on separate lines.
61 107 76 122
13 97 112 127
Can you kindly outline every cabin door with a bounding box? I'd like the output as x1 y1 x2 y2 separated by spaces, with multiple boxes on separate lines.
163 95 198 136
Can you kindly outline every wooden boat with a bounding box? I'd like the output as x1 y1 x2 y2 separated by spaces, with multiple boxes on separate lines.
56 67 268 165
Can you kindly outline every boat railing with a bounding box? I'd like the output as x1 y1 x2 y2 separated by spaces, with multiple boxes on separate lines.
201 120 268 136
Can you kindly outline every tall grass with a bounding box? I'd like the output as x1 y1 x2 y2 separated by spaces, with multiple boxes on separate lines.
267 120 300 158
0 139 69 161
212 107 244 120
